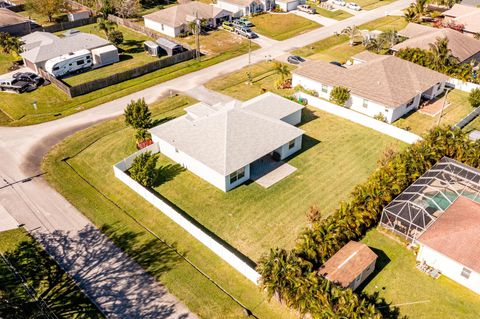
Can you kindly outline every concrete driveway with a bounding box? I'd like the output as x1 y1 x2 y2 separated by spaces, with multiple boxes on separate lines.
0 67 30 81
292 10 338 26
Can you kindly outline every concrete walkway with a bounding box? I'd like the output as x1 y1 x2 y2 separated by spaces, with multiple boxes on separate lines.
292 10 338 26
0 204 19 232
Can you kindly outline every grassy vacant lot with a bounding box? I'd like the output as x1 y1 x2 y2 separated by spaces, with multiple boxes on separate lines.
361 229 480 319
0 228 103 318
43 94 296 319
291 16 407 62
250 13 321 40
205 61 295 100
394 90 472 136
0 33 254 126
354 0 397 10
307 2 353 20
17 10 67 27
59 24 158 86
178 29 259 57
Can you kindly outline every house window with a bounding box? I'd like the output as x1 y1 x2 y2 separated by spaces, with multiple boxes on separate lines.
175 148 179 153
362 99 369 108
288 139 295 150
161 24 164 31
321 84 328 93
461 267 472 279
384 109 389 113
76 60 84 66
230 167 245 184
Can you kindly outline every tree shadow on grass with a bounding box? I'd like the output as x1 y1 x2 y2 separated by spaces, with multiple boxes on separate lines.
153 163 186 187
30 224 192 319
151 116 176 128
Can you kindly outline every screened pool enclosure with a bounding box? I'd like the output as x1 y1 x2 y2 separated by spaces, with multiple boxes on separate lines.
380 157 480 241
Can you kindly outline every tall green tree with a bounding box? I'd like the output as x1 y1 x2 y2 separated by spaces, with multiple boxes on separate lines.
129 151 158 187
468 88 480 108
96 17 117 36
124 98 152 130
0 33 23 56
25 0 70 22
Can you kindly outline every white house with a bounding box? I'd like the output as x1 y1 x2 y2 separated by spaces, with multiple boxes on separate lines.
67 8 91 22
392 23 480 63
319 241 377 291
215 0 274 17
292 51 448 123
275 0 302 12
149 92 305 192
416 196 480 295
144 1 232 37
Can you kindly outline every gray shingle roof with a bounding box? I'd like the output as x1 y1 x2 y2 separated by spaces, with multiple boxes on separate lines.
293 52 449 109
20 31 110 63
150 94 304 175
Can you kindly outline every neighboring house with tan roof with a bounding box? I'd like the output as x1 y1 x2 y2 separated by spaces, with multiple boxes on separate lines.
443 4 480 36
0 7 31 36
416 196 480 294
319 241 377 290
392 23 480 63
149 92 304 191
144 1 232 37
292 51 448 123
216 0 275 17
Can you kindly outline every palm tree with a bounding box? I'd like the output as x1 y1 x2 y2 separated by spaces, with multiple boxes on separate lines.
404 6 418 22
273 61 290 82
379 29 399 50
428 37 459 72
96 17 117 36
341 25 361 46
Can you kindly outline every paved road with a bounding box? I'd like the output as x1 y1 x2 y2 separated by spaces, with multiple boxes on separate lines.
0 1 412 317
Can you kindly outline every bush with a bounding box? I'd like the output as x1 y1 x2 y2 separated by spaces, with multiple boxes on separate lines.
124 98 152 130
129 151 158 188
257 126 480 318
468 88 480 108
329 86 350 106
373 112 386 122
108 30 124 46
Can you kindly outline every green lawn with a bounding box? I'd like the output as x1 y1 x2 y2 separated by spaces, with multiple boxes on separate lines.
464 114 480 132
394 90 473 136
43 94 296 319
59 24 158 86
307 2 353 20
358 15 408 32
0 33 255 126
17 10 67 26
205 61 295 100
250 13 321 40
0 52 18 74
0 228 103 318
361 229 480 319
354 0 397 10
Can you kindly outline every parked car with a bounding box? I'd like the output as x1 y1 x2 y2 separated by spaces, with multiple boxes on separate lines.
346 2 361 10
12 72 44 87
236 27 257 39
0 78 35 93
332 0 346 6
298 4 316 14
222 21 235 32
287 55 306 64
239 17 254 27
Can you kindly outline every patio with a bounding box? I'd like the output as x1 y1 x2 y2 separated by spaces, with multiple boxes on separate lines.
250 155 297 188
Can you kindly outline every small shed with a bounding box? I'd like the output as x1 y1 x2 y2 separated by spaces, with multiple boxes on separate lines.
91 45 119 68
144 40 159 56
67 8 91 22
469 130 480 141
319 241 377 290
156 38 184 56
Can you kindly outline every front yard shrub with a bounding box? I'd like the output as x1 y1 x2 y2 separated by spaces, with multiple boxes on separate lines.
129 151 159 188
258 126 480 318
329 86 350 106
373 112 386 122
468 88 480 108
108 30 124 46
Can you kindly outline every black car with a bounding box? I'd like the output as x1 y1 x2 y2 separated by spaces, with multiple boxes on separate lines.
287 55 305 64
13 72 44 87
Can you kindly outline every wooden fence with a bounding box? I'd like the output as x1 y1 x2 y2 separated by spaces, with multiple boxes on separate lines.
32 16 99 34
43 49 197 98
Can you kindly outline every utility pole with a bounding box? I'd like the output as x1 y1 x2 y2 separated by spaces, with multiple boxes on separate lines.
195 12 201 62
437 88 451 126
247 38 252 85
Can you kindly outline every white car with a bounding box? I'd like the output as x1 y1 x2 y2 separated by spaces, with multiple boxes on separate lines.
332 0 346 6
347 2 362 10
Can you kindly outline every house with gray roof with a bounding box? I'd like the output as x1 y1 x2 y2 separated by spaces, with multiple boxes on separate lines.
215 0 274 18
20 31 114 73
292 51 448 123
0 8 31 36
144 1 232 37
149 92 305 191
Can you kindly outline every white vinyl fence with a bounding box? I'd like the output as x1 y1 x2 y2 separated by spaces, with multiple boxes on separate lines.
113 144 261 284
447 78 480 93
295 92 422 145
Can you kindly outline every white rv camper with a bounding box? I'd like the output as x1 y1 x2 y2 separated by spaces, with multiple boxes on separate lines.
44 49 93 78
